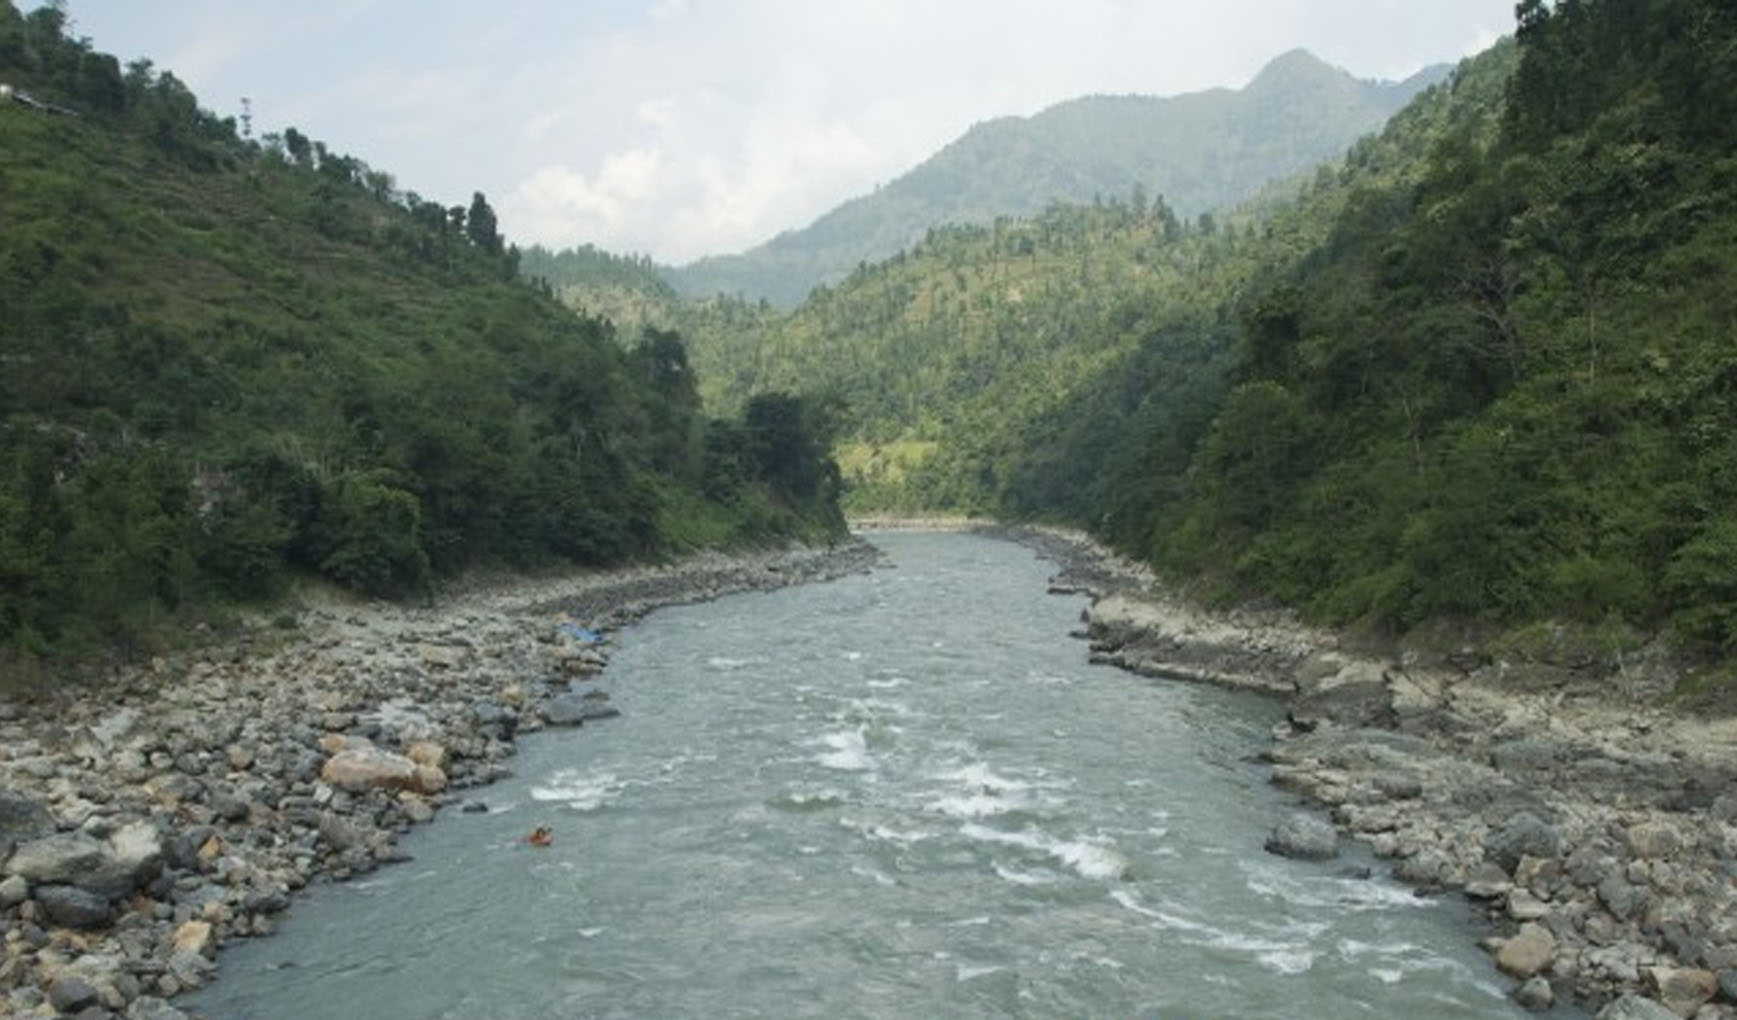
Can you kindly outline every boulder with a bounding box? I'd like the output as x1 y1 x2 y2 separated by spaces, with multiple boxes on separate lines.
321 745 420 793
410 765 447 795
1373 773 1423 800
1264 812 1339 860
1289 678 1392 732
1507 888 1551 922
1599 874 1651 923
88 707 142 749
1496 923 1557 979
1514 976 1555 1011
5 832 107 884
165 949 215 991
1596 994 1688 1020
172 920 214 959
318 733 372 755
1644 966 1716 1017
48 975 101 1014
35 883 111 929
401 798 436 825
406 741 447 770
0 787 55 849
1464 862 1512 899
541 693 591 727
419 643 468 669
0 873 27 908
316 812 369 852
1485 812 1563 874
1394 847 1455 887
1626 822 1681 861
49 953 134 1011
108 821 165 886
165 826 216 871
541 693 621 727
469 698 517 739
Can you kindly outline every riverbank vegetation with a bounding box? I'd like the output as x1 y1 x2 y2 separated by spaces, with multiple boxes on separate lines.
0 2 844 677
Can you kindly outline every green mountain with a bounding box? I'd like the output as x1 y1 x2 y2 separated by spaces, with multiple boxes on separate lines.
680 44 1514 512
0 3 843 674
518 243 687 335
1098 0 1737 648
667 50 1447 307
885 0 1737 665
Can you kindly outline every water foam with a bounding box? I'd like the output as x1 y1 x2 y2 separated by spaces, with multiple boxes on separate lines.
955 963 1004 983
774 788 848 812
992 863 1057 886
850 864 897 887
1245 867 1428 912
960 822 1129 880
529 769 621 811
1110 889 1316 973
927 792 1015 819
811 728 874 771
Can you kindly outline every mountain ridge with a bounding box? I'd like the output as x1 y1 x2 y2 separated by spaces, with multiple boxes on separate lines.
664 49 1449 307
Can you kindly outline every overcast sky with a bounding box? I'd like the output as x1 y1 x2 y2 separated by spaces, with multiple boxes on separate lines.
52 1 1516 264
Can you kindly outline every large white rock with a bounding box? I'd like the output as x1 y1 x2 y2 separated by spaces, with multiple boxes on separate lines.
320 745 418 793
321 743 446 795
108 820 165 885
173 919 214 959
1496 923 1556 979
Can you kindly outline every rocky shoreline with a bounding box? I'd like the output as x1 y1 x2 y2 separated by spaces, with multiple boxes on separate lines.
0 539 880 1019
6 522 1733 1019
1001 523 1737 1020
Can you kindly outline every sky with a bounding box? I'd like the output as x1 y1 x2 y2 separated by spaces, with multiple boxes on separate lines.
49 1 1517 265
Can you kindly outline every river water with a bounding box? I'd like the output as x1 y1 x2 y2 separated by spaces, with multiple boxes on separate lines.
193 532 1561 1019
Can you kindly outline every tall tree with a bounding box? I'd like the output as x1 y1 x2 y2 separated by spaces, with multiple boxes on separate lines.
466 191 502 255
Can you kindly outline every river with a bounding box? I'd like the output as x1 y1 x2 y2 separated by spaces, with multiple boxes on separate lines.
191 531 1564 1018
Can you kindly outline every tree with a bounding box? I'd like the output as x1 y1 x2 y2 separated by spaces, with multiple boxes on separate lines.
466 191 502 255
282 127 312 168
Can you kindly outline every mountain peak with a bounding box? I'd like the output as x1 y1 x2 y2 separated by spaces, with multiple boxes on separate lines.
1246 48 1346 89
667 48 1445 306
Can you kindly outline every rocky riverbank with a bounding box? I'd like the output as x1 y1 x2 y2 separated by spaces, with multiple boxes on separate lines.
0 539 880 1019
1000 523 1737 1020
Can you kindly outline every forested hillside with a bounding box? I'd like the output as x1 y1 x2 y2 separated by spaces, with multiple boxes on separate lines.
518 244 686 335
665 51 1447 307
1001 0 1737 656
686 42 1518 515
0 3 843 676
690 0 1737 669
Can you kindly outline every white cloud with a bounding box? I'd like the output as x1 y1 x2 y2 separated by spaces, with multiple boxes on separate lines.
636 97 677 131
508 148 668 251
63 0 1519 263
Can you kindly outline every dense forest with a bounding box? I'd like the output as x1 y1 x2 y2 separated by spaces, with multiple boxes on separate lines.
0 2 844 677
672 0 1737 672
1023 0 1737 654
